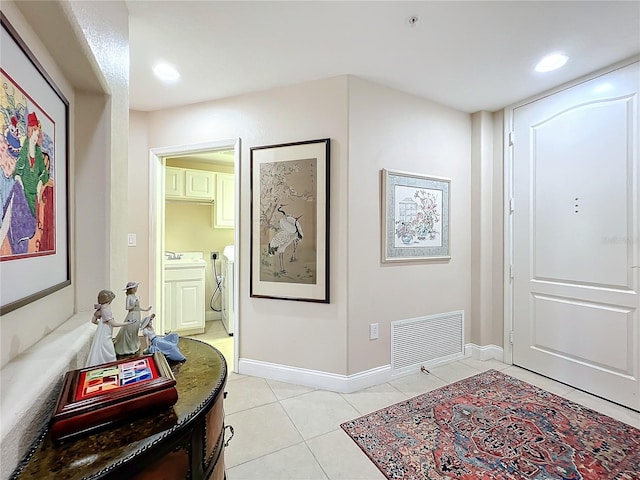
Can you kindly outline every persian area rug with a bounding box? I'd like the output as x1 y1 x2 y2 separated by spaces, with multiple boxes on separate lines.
340 369 640 480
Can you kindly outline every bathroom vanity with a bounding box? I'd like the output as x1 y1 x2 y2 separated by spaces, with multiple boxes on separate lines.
164 252 206 335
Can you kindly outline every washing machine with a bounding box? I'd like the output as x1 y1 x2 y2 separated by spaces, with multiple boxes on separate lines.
221 245 235 335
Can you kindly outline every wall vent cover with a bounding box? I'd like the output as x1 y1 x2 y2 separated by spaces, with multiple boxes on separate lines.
391 310 464 375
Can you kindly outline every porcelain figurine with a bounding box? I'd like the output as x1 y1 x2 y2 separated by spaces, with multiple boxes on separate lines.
114 281 151 356
141 314 186 362
85 290 128 367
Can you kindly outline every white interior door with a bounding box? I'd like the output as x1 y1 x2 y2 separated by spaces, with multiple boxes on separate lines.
511 61 640 411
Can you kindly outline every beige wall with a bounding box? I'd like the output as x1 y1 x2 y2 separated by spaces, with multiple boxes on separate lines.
68 0 130 315
491 110 505 346
1 0 504 379
130 76 350 374
128 110 151 303
346 77 473 374
1 0 129 474
470 110 504 348
0 0 129 366
0 3 76 367
127 75 504 377
471 111 494 346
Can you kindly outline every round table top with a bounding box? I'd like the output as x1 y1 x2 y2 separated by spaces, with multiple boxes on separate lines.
12 338 227 480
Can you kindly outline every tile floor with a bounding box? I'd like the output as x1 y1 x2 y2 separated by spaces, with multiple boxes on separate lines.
187 319 235 371
190 321 640 480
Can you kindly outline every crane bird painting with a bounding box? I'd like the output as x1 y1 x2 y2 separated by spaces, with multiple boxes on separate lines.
250 137 329 302
268 205 303 273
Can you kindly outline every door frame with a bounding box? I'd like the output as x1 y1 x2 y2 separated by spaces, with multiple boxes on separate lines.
503 55 640 368
149 138 241 372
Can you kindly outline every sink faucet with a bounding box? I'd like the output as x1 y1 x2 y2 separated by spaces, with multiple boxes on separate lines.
165 251 182 260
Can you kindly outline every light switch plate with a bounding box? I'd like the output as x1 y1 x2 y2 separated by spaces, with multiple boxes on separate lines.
127 233 137 246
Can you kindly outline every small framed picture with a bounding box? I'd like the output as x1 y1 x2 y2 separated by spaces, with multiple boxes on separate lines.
381 169 450 263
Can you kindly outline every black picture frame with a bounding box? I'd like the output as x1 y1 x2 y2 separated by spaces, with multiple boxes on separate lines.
250 138 330 303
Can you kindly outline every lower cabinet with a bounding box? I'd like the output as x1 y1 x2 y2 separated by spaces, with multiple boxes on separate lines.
165 263 205 335
130 388 226 480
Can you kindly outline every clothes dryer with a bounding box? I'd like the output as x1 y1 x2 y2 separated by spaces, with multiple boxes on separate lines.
221 245 234 335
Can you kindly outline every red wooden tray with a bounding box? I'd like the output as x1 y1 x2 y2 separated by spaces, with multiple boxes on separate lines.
50 353 178 442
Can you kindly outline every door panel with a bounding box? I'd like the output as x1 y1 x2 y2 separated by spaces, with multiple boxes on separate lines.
532 100 630 287
512 62 639 410
531 294 633 374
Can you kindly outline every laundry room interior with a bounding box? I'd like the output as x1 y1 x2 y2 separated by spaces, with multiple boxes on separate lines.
163 149 235 369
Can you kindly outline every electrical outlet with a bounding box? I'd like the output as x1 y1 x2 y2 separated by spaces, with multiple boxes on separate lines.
211 251 219 260
369 323 379 340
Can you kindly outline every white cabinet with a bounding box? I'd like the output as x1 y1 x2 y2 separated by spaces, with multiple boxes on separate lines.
165 167 215 201
164 260 205 335
186 169 215 200
214 173 235 228
166 167 185 197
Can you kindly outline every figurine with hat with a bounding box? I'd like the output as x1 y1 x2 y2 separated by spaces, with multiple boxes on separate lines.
114 281 152 356
141 314 186 363
86 289 129 367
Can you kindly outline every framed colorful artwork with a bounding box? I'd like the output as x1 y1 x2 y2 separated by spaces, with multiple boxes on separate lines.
50 353 178 442
381 169 450 263
0 14 70 314
250 138 330 302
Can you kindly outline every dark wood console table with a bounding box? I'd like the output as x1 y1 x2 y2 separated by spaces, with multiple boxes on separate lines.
11 338 228 480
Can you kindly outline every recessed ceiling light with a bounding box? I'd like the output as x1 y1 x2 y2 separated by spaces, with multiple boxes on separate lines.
535 53 569 73
153 62 180 82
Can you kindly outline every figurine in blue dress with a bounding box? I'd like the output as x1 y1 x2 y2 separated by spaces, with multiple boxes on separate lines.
141 314 186 362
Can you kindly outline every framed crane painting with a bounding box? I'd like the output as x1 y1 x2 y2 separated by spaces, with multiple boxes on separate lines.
250 138 330 303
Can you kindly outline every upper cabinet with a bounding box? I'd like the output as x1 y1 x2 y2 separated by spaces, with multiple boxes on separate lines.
214 173 235 228
166 167 185 197
166 167 235 229
166 167 215 201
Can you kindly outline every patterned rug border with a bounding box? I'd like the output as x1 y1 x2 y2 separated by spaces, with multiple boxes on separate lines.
340 369 640 480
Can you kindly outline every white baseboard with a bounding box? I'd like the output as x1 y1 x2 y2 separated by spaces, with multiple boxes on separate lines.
238 344 504 394
465 343 504 361
238 358 391 394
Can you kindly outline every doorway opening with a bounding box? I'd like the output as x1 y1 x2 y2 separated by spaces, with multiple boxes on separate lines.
149 139 240 372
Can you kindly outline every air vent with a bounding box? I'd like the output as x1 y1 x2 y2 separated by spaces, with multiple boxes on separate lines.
391 310 464 375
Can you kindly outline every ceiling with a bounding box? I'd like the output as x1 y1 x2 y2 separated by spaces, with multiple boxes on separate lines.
127 1 639 114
